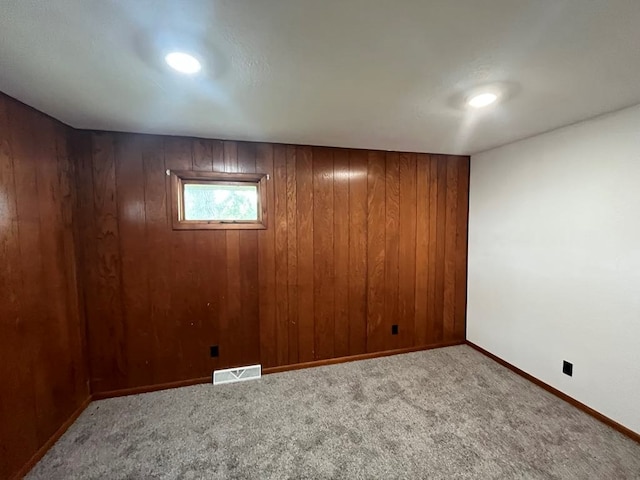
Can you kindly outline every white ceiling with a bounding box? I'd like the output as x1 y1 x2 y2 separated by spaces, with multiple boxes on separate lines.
1 0 639 155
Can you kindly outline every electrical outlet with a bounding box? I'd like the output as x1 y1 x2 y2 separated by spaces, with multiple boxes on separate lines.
563 360 573 377
210 345 219 358
391 324 399 335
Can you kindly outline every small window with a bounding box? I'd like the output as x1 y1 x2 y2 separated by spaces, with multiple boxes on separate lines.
170 170 268 230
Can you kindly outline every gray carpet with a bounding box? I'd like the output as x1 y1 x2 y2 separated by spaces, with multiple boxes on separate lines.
27 345 640 479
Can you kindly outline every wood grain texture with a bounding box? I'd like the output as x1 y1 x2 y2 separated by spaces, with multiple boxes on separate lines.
256 143 277 367
414 154 430 346
0 94 89 480
236 142 260 367
398 153 417 348
333 148 350 358
33 115 72 443
0 92 470 477
140 134 174 384
295 146 315 362
115 135 151 387
273 144 289 365
263 340 465 375
426 155 439 343
312 147 335 360
191 138 218 375
443 156 459 341
223 144 244 369
433 155 448 343
366 151 387 353
455 159 470 340
285 145 299 364
347 150 368 356
384 153 400 350
74 133 469 393
13 396 91 480
163 136 196 378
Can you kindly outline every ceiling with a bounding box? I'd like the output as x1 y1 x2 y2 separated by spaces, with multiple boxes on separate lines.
1 0 639 155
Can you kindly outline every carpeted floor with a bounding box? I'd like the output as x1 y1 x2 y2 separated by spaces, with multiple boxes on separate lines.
27 345 640 479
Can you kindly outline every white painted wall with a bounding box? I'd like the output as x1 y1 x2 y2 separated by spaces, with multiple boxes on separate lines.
467 104 640 434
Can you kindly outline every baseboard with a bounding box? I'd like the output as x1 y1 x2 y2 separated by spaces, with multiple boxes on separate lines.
13 342 636 478
263 340 466 374
11 341 465 477
13 395 92 480
92 377 211 400
465 341 640 444
93 342 465 398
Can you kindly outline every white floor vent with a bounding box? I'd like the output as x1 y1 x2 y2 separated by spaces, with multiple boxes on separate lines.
213 364 262 386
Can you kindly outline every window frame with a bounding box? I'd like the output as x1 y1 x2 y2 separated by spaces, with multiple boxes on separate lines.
169 170 268 230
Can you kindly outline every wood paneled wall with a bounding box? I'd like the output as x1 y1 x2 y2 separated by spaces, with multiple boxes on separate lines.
0 94 89 479
0 91 468 476
75 132 469 394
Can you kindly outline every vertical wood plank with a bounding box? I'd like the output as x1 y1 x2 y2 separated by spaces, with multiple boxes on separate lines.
366 151 386 352
32 114 69 442
0 95 38 478
443 156 459 341
333 148 350 358
348 149 368 355
434 155 448 342
257 143 277 367
237 142 260 366
141 135 174 384
273 144 289 365
313 147 335 360
212 140 225 172
91 132 127 390
210 139 228 368
223 141 238 172
191 138 219 375
57 126 87 408
414 154 430 345
384 152 400 349
223 141 241 368
296 146 315 362
193 138 213 172
222 141 248 368
398 152 417 348
285 145 299 364
114 134 151 387
70 130 97 388
224 230 243 368
426 155 439 343
454 157 470 340
163 136 195 376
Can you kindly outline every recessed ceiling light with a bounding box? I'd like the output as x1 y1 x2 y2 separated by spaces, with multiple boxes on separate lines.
468 92 498 108
165 52 201 74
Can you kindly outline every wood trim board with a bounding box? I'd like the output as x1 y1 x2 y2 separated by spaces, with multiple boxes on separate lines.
12 396 92 480
466 341 640 444
16 341 639 479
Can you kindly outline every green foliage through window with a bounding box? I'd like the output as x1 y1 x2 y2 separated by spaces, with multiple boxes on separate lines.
183 183 258 221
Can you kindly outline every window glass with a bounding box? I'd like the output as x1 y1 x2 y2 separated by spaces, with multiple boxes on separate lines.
183 183 258 221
